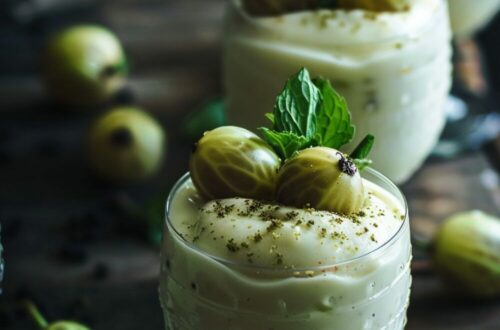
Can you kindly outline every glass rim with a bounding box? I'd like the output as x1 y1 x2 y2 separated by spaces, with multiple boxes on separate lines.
226 0 445 47
164 167 409 272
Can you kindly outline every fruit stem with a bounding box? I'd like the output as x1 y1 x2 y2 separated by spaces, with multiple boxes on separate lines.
24 301 49 330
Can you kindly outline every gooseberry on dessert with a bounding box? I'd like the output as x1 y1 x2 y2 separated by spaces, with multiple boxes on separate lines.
276 147 365 214
189 126 281 201
189 68 374 215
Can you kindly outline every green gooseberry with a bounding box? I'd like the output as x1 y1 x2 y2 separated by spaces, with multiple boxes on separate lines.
190 126 281 201
276 147 365 214
42 25 127 106
433 210 500 298
88 106 165 184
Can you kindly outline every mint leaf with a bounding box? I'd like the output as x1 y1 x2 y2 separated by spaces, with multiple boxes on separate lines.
260 128 315 160
265 112 275 125
273 68 320 138
313 77 355 149
260 67 374 165
350 134 375 159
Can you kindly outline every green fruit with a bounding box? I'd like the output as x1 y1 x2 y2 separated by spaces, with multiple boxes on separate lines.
190 126 280 201
433 210 500 298
42 25 127 106
48 321 90 330
276 147 365 214
88 107 165 184
25 301 90 330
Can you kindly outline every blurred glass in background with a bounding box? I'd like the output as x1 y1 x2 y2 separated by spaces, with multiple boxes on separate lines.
437 0 500 157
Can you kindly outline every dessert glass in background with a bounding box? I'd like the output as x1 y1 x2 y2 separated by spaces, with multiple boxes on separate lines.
436 0 500 156
223 0 452 183
159 169 411 330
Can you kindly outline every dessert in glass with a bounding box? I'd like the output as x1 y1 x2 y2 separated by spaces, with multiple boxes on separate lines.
159 70 412 330
223 0 452 183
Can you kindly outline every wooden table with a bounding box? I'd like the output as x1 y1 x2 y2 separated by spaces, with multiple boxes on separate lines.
0 1 499 329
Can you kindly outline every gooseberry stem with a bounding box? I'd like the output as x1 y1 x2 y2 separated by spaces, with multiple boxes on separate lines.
24 301 48 330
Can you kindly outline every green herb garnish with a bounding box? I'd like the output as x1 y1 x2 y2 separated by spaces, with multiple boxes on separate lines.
259 129 315 160
259 67 374 168
312 77 355 149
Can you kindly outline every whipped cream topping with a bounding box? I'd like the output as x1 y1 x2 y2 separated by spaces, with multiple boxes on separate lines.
170 179 404 269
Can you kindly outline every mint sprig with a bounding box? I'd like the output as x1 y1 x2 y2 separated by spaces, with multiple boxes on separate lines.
271 68 319 138
312 77 355 149
259 67 374 168
260 128 315 160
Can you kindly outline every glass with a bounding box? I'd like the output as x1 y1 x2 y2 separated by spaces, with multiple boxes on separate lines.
159 168 411 330
223 0 452 183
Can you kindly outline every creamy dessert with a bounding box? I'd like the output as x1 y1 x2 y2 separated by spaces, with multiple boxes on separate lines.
160 69 411 330
448 0 500 37
160 172 410 330
223 0 452 183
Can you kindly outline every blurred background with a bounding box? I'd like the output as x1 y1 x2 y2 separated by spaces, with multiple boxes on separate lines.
0 0 499 329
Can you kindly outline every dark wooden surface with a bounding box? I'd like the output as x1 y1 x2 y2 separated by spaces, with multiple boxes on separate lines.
0 1 499 329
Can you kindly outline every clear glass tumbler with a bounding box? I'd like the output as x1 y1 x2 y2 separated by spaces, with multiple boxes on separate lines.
159 168 411 330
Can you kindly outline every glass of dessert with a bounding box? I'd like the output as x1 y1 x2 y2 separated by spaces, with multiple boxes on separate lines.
160 69 412 330
223 0 452 183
